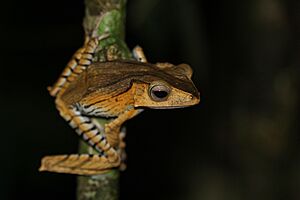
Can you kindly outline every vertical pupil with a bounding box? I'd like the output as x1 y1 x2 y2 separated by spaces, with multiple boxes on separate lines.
153 90 168 98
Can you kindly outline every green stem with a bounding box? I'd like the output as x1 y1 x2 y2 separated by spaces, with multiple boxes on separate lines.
77 0 131 200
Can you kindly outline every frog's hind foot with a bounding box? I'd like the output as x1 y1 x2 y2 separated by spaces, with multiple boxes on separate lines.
39 154 121 175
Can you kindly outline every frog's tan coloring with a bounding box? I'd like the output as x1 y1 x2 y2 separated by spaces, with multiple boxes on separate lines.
39 36 200 175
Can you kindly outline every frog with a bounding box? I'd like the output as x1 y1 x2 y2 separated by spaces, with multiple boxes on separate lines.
39 35 200 175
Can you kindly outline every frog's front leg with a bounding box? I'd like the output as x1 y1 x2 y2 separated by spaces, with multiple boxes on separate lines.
104 108 142 171
104 108 143 147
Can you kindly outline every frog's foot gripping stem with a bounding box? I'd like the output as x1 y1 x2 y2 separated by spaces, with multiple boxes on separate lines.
39 154 120 175
133 46 147 63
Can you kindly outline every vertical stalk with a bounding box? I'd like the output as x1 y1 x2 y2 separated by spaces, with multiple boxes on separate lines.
77 0 131 199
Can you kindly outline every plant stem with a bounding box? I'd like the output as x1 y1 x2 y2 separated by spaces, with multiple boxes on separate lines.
77 0 130 199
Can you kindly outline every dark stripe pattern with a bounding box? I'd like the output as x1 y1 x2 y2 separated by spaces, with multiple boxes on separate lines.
68 105 108 155
49 38 98 97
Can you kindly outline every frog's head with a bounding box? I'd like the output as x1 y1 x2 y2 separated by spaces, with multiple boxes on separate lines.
133 63 200 109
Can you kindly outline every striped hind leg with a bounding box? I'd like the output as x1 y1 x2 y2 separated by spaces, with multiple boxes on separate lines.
57 98 120 162
48 35 109 97
48 47 85 97
39 99 121 175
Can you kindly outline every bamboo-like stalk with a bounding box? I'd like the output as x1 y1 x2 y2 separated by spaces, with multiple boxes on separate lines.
77 1 131 199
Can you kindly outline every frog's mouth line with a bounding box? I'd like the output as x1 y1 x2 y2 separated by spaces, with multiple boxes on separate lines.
139 105 194 109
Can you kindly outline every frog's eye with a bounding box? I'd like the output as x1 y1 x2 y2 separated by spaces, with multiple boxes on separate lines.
149 84 171 101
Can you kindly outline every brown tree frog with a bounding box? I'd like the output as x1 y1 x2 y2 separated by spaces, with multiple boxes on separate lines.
39 36 200 175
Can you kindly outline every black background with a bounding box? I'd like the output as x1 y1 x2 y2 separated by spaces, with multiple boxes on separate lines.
1 0 299 200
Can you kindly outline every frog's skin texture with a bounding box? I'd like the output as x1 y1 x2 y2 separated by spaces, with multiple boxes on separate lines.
39 36 200 175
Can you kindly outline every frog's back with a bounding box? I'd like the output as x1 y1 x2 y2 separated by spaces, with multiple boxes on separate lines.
86 60 159 90
61 60 198 105
60 60 152 105
86 60 197 94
